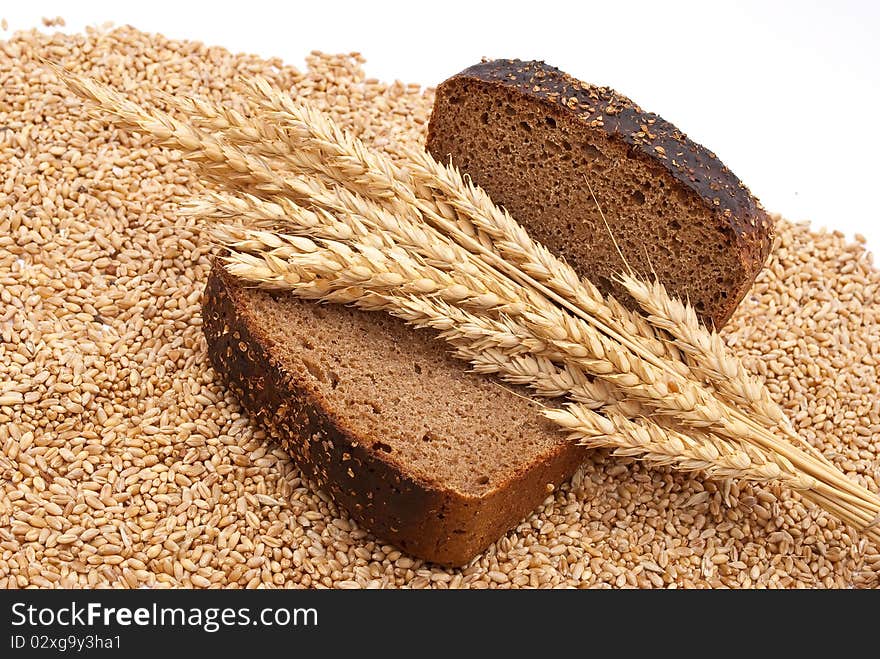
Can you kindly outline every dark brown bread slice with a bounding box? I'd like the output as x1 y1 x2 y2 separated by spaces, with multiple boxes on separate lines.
426 59 773 327
202 265 585 566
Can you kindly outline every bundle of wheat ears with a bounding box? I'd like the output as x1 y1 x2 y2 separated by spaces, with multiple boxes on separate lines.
55 65 880 546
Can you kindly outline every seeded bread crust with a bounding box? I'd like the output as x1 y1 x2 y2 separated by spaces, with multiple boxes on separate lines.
202 264 585 566
427 59 773 326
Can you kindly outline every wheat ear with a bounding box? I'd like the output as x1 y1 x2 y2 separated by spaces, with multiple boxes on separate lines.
620 274 792 429
193 191 543 312
618 274 839 466
216 235 806 492
234 81 755 435
212 224 526 315
547 404 814 489
60 72 539 318
217 85 857 507
548 404 874 535
164 91 398 204
61 72 826 461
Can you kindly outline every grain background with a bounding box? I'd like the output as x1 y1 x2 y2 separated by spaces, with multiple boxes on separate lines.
0 25 878 588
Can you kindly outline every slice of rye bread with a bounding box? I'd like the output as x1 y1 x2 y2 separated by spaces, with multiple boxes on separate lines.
426 59 773 327
202 265 586 566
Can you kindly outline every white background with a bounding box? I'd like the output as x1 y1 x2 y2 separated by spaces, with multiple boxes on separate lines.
4 1 879 253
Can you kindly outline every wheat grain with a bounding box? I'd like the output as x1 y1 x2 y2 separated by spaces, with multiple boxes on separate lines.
14 26 876 589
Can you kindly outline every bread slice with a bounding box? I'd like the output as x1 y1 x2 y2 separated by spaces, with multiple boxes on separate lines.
426 59 773 327
202 265 585 566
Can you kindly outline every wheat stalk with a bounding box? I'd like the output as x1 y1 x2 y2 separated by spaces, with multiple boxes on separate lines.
185 109 880 535
59 66 880 543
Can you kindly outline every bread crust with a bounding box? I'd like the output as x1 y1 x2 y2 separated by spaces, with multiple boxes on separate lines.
427 59 773 326
201 264 585 566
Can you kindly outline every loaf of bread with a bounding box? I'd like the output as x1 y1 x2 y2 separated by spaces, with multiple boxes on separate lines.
426 59 773 327
202 266 585 566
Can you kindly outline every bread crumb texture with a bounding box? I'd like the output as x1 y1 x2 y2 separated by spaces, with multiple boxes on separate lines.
0 26 878 588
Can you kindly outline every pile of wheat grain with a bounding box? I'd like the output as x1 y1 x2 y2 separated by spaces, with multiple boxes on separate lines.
0 25 878 588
